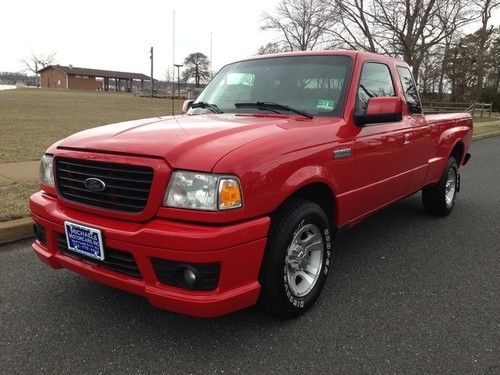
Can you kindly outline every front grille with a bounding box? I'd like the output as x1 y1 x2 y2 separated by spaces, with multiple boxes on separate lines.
58 234 141 278
55 158 153 213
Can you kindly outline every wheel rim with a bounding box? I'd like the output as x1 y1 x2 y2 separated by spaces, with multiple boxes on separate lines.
285 224 324 298
445 168 457 207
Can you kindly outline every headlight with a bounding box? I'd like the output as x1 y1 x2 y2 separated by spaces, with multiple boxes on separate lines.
40 154 54 187
164 171 242 211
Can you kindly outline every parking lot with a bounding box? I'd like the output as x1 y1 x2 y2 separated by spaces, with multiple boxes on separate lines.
1 137 498 374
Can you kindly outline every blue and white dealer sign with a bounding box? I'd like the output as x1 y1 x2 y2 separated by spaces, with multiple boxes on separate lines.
64 221 105 261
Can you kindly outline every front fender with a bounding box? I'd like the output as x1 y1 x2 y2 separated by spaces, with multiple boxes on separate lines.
272 165 339 219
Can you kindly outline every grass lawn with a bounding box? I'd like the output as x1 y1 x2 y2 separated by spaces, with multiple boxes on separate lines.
0 180 38 222
0 88 183 163
0 88 183 221
472 113 500 136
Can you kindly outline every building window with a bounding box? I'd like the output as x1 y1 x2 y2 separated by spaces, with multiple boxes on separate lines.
75 75 81 79
57 80 61 85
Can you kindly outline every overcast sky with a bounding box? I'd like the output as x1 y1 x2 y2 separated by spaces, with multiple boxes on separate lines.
2 0 498 79
1 0 280 78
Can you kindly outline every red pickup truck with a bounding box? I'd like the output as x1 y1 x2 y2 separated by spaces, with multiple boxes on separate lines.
31 50 472 318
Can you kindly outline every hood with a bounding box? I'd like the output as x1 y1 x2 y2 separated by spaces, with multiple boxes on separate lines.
56 114 300 171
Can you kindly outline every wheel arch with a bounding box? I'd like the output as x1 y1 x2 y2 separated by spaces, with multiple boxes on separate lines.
275 167 338 227
450 140 465 165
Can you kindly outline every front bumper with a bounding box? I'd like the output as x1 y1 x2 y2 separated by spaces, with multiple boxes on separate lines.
30 191 270 317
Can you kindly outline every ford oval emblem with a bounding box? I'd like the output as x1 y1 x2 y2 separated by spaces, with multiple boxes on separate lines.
84 177 106 192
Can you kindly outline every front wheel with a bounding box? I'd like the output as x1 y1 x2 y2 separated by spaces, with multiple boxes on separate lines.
259 199 332 318
422 157 459 216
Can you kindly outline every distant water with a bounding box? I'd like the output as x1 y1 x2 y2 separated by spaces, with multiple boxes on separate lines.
0 84 16 91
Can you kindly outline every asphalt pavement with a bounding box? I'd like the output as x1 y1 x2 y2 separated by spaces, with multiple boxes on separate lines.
1 137 499 374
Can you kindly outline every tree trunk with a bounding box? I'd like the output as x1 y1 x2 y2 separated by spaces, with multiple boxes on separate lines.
474 0 494 101
438 40 450 99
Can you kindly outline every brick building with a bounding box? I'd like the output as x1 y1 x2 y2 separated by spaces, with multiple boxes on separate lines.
37 65 151 91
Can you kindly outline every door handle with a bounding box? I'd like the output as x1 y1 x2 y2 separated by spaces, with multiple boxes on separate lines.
403 133 411 144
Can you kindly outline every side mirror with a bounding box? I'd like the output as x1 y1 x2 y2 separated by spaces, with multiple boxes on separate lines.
355 96 403 126
182 99 194 115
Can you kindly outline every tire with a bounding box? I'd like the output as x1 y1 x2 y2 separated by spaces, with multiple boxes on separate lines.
422 157 459 217
259 198 332 318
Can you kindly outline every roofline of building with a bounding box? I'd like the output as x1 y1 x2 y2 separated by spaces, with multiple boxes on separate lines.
36 65 151 80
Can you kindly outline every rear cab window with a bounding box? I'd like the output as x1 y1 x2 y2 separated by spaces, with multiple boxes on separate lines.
396 66 422 115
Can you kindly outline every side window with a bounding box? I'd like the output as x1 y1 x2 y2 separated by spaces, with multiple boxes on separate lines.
396 66 422 114
356 62 395 113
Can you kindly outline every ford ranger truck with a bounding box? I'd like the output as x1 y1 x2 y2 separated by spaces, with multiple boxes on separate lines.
30 50 472 318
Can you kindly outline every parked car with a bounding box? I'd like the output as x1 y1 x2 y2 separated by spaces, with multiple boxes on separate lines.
31 50 472 318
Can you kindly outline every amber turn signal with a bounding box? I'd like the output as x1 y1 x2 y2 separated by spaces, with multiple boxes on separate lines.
218 178 243 209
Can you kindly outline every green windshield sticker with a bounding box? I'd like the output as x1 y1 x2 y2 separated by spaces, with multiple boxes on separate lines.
317 99 335 111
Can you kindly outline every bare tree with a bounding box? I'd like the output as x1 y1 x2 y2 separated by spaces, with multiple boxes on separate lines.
326 0 475 82
257 42 288 55
472 0 500 100
22 51 57 75
375 0 475 81
262 0 335 51
328 0 380 52
419 46 443 96
182 52 210 88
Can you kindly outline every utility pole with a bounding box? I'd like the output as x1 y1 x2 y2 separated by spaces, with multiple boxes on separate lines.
150 46 154 98
174 64 183 99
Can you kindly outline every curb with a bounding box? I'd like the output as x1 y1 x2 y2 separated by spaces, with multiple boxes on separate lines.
0 131 498 246
472 130 500 141
0 217 33 245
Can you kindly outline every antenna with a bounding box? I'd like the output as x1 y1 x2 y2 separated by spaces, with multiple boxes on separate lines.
150 47 154 99
210 32 213 78
171 9 176 116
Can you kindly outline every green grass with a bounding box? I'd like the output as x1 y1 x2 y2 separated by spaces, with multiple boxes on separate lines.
0 88 183 221
473 122 500 136
0 179 38 221
0 89 183 163
472 113 500 135
472 112 500 123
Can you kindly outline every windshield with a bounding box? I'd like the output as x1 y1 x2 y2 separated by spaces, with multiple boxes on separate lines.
190 55 352 117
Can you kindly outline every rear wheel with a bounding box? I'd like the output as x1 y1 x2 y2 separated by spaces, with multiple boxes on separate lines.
259 198 332 318
422 157 459 216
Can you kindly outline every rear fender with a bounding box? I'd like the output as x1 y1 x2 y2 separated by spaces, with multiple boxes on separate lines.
425 124 471 185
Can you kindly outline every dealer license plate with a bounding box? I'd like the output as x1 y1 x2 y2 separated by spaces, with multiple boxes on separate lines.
64 221 105 261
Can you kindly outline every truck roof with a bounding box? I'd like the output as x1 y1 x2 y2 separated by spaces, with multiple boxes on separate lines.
237 49 408 66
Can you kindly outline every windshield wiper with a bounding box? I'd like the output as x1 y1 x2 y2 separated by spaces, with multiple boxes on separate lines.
234 102 313 119
191 101 223 114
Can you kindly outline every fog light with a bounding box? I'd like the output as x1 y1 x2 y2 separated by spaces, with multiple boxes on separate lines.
33 222 46 244
183 268 197 286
